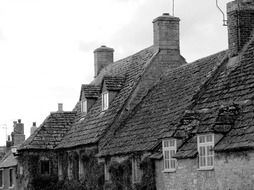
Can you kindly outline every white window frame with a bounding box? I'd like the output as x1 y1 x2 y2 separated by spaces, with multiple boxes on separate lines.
162 139 177 172
102 92 109 111
0 169 3 188
132 158 141 183
197 134 214 170
81 99 87 113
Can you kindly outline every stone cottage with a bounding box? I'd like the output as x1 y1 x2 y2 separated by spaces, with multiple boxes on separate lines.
0 120 25 190
17 0 254 189
99 0 254 190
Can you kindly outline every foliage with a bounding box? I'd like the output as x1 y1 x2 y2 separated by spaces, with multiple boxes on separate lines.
109 159 132 190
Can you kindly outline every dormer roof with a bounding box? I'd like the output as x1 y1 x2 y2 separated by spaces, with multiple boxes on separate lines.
80 85 101 100
103 76 125 91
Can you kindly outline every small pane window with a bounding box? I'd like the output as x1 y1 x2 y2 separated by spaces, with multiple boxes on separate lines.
102 92 109 111
81 99 87 113
41 160 50 175
9 169 13 187
198 134 214 170
162 139 177 172
0 170 3 187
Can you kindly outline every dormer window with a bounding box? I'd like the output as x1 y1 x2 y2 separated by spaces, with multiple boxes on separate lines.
81 99 87 113
162 139 177 172
102 92 109 111
197 134 214 170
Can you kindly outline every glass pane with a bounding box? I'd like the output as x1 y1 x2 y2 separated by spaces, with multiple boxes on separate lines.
199 146 206 156
207 146 213 156
199 156 206 167
199 136 205 143
170 159 176 169
169 139 175 147
206 134 213 142
163 140 169 148
165 150 170 159
207 156 214 166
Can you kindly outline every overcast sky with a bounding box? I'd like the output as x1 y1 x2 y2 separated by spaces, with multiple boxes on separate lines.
0 0 232 145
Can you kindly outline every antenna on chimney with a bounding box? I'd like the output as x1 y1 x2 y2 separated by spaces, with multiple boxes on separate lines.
216 0 227 26
172 0 175 16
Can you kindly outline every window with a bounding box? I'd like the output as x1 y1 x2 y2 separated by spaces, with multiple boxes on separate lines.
102 92 109 111
132 158 141 183
9 169 13 187
197 134 214 170
0 170 3 188
40 160 50 175
162 139 177 172
81 99 87 113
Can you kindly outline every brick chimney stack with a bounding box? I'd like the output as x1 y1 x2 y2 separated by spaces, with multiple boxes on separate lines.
94 45 114 77
153 13 180 50
227 0 254 57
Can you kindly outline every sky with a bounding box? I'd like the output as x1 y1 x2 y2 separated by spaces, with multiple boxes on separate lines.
0 0 232 145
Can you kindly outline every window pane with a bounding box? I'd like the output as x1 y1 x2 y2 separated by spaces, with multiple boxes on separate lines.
207 145 213 156
9 169 13 187
206 134 213 142
169 139 175 147
170 159 176 169
199 156 206 167
207 156 214 166
199 146 206 156
199 136 205 143
164 150 170 159
163 140 169 148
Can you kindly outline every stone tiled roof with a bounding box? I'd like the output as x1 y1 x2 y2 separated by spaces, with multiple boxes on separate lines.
175 35 254 158
19 112 76 151
99 50 227 156
57 46 158 149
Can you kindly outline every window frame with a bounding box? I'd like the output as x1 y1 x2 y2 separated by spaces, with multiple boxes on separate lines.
162 139 177 172
0 169 3 188
81 99 87 113
197 133 214 170
9 168 14 188
104 162 110 182
101 91 109 111
132 157 141 184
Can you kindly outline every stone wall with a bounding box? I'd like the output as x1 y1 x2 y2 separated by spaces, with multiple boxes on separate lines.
155 150 254 190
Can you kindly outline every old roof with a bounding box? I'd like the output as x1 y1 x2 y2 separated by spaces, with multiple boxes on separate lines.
175 35 254 158
80 85 101 100
103 76 125 91
19 111 76 151
0 151 17 168
99 50 227 156
57 46 159 149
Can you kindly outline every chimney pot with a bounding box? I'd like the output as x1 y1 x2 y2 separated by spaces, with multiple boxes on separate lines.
94 45 114 77
58 103 63 112
18 119 21 123
33 122 36 127
153 13 180 50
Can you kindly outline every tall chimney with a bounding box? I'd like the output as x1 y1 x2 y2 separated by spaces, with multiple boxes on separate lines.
94 45 114 77
12 119 25 146
227 0 254 57
58 103 63 112
153 13 180 50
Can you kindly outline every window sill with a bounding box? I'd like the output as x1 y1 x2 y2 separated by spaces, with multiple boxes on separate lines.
197 167 214 171
162 169 176 173
9 185 15 189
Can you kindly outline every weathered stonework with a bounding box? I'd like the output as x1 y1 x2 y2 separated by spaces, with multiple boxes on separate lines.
155 150 254 190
